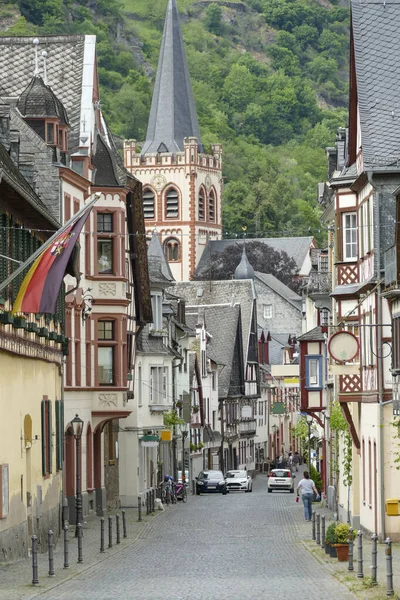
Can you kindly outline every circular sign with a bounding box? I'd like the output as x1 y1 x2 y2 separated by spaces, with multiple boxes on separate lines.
328 331 359 363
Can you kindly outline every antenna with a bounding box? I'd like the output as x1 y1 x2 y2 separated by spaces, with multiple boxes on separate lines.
41 51 48 85
33 38 39 76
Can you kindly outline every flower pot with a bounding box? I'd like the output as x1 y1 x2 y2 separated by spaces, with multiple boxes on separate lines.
329 544 337 558
325 542 330 554
335 543 349 562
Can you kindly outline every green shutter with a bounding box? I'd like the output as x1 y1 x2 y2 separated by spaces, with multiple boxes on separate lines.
41 401 46 476
48 401 53 474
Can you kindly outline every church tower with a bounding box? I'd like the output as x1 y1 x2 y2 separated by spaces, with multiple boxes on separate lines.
124 0 222 281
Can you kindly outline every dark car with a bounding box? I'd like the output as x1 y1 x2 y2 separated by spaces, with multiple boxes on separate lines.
196 470 227 495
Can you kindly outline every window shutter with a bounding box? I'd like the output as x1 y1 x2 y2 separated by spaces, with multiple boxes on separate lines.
48 401 53 474
61 400 64 465
55 400 60 471
41 401 46 476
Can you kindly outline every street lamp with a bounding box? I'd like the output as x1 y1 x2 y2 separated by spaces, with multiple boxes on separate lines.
306 416 313 470
179 422 189 483
71 413 84 537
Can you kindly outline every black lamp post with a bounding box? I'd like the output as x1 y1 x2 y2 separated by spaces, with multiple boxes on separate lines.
179 422 189 483
71 413 84 537
306 416 313 470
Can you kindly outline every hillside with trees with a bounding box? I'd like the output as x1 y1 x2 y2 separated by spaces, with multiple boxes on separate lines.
0 0 349 244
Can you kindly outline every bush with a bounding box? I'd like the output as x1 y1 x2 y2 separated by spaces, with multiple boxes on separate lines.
309 464 322 491
325 523 337 544
335 523 350 544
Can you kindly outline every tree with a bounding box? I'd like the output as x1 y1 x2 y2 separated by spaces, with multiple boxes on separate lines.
204 3 223 35
193 240 299 290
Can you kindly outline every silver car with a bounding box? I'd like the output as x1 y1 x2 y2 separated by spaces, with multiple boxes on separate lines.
225 470 253 492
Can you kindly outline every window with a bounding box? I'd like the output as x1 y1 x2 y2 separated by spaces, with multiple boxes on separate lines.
165 188 179 219
343 212 357 260
199 188 205 220
137 366 142 406
98 320 114 340
55 399 64 471
362 438 365 503
201 349 206 377
151 293 163 330
98 347 114 385
209 190 215 222
319 253 328 272
305 355 322 389
212 370 216 391
164 238 180 261
150 366 168 404
97 213 113 232
0 464 9 518
41 399 52 476
143 188 155 219
46 122 54 144
97 239 113 274
264 304 273 319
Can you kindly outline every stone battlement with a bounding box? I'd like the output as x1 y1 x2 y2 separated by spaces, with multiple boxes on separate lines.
124 137 222 170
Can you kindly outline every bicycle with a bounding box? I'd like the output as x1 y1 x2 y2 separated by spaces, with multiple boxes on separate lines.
175 481 187 502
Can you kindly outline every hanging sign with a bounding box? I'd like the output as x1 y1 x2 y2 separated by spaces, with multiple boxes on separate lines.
328 331 359 363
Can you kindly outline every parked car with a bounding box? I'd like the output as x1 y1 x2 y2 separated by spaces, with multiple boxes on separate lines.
196 470 227 495
267 469 295 493
225 470 252 492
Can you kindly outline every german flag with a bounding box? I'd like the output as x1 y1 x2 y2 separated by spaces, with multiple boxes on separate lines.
13 204 92 315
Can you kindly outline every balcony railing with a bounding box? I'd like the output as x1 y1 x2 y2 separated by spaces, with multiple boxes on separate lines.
238 420 257 435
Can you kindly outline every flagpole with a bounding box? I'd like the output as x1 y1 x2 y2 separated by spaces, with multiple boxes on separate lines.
0 193 101 295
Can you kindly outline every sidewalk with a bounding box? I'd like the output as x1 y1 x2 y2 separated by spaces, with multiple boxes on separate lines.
0 503 171 600
294 470 400 599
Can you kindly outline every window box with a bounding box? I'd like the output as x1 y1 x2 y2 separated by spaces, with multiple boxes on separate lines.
38 327 49 338
48 331 58 341
56 334 64 343
27 322 38 333
0 312 14 325
13 317 27 329
62 340 69 356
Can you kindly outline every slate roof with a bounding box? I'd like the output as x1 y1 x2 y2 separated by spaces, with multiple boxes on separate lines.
254 271 302 311
0 36 86 154
92 133 120 187
17 75 65 121
136 326 170 354
186 305 242 398
147 230 175 285
351 0 400 168
196 237 315 275
141 0 202 155
171 279 255 368
269 333 292 366
297 326 326 342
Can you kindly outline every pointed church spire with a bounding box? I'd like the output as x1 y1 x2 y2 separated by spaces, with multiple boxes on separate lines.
141 0 202 155
235 245 255 280
147 230 175 285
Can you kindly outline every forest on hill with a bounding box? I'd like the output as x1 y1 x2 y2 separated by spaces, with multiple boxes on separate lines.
0 0 349 245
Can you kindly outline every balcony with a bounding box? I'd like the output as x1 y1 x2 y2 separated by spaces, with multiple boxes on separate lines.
307 271 331 295
238 419 257 436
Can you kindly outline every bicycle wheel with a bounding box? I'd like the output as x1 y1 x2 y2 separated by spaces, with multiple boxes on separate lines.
182 487 187 503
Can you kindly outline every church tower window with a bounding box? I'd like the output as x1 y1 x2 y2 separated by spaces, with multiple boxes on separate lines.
164 238 180 261
143 188 155 220
209 190 216 222
199 188 205 221
165 188 179 219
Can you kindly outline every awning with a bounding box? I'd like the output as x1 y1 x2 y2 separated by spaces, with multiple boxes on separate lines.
330 276 375 299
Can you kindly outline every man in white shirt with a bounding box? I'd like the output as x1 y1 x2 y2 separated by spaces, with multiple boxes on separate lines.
297 471 319 521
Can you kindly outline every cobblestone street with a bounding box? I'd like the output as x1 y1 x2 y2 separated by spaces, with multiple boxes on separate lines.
21 473 356 600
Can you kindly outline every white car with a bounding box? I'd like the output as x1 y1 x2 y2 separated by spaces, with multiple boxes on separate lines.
225 470 253 492
267 468 295 493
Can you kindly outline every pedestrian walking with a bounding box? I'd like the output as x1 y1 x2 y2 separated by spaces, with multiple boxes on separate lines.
293 451 300 472
297 471 319 521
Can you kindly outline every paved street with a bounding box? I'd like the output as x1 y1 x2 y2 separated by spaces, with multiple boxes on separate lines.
29 474 355 600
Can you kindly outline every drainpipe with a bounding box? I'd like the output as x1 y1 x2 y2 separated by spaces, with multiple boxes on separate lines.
374 185 385 541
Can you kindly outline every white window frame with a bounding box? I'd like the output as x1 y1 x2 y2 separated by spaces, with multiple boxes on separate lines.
151 293 163 331
264 304 273 319
342 212 357 261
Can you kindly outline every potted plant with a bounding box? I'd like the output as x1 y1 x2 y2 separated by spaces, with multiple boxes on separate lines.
193 405 200 414
334 523 350 562
176 400 183 409
325 523 336 556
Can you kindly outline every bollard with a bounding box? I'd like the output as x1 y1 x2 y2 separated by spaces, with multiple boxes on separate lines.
321 515 326 549
371 533 378 585
62 497 69 528
31 535 39 585
147 491 150 515
385 537 394 596
138 495 142 522
77 523 83 563
357 530 364 578
312 511 316 541
63 523 69 569
192 479 195 496
152 488 156 512
100 517 105 553
122 510 127 538
108 515 113 548
348 529 354 571
316 514 320 545
116 514 120 544
48 530 55 576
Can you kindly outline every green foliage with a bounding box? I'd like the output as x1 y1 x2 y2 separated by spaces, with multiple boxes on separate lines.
335 523 350 544
330 401 347 432
325 522 337 545
309 464 322 492
204 3 223 35
163 410 184 428
291 416 308 441
342 431 353 487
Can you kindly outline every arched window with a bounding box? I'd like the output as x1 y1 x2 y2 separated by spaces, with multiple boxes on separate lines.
143 188 155 220
165 187 179 219
209 189 216 222
164 238 180 262
199 188 205 221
